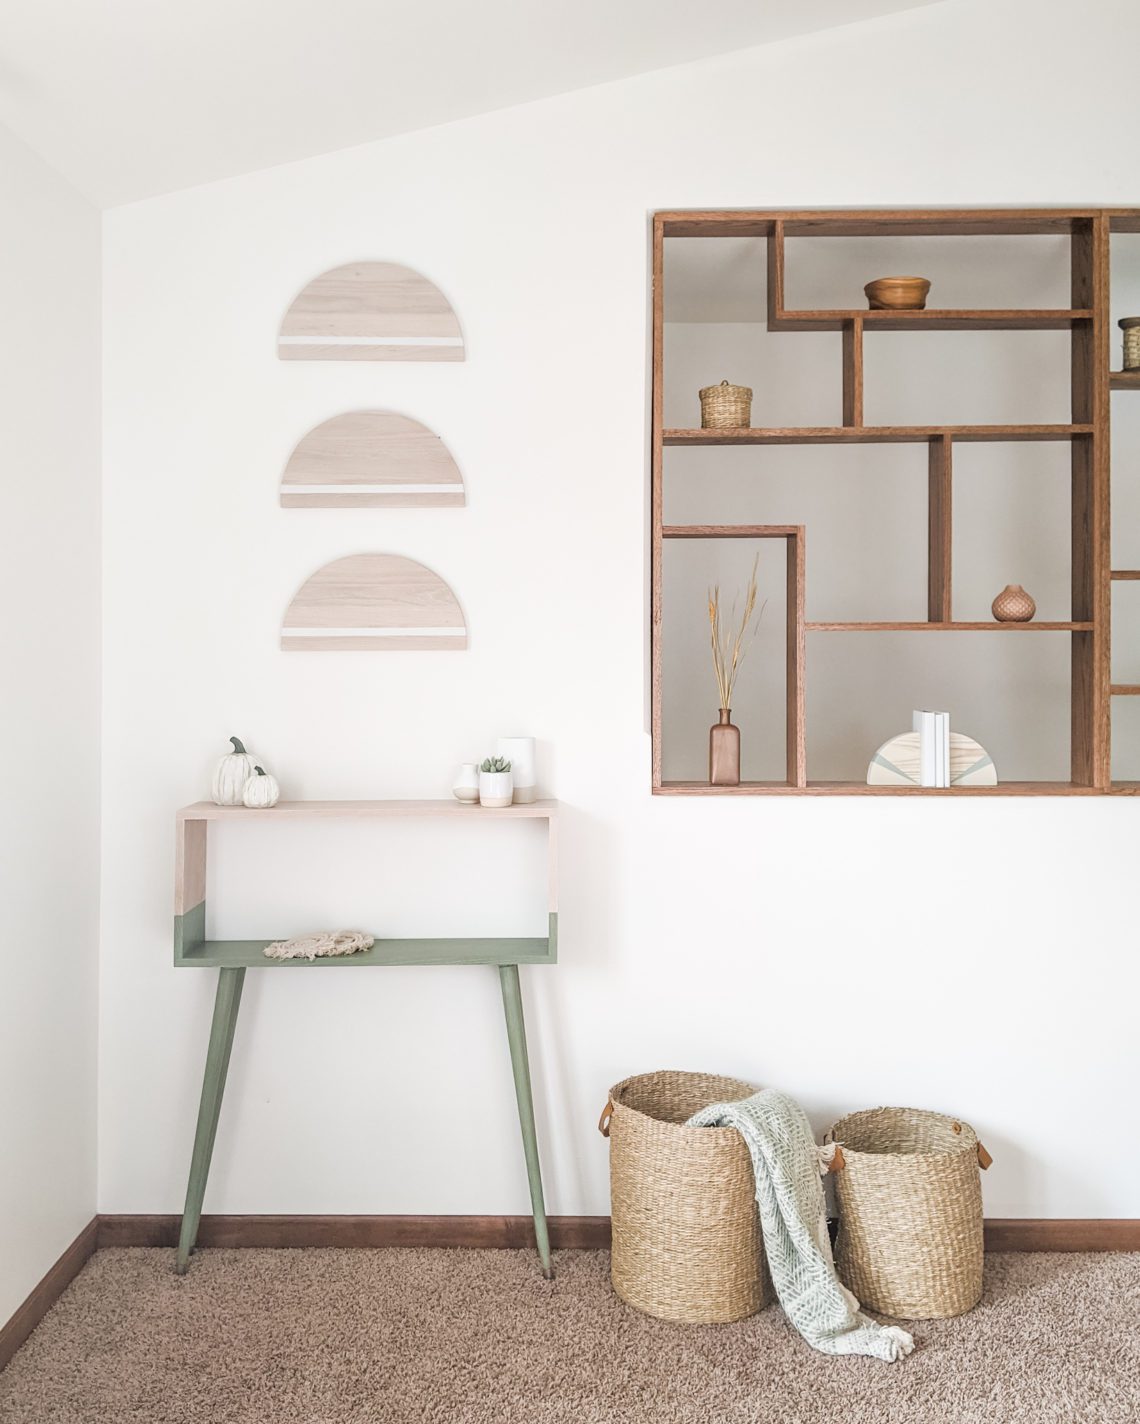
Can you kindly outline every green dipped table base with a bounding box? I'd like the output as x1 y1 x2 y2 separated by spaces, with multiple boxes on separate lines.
176 963 553 1278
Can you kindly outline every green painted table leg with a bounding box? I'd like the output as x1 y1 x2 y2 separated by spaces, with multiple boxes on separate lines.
176 967 245 1274
498 964 553 1279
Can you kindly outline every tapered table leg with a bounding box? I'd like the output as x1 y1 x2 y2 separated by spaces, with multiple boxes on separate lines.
498 964 553 1278
176 967 245 1274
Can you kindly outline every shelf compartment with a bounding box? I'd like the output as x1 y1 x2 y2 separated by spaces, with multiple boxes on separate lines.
806 621 1092 631
762 216 1091 332
657 525 805 787
174 799 559 968
663 425 1091 446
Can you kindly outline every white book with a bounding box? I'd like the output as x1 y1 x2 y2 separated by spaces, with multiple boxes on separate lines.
937 712 951 787
912 709 937 787
932 711 945 787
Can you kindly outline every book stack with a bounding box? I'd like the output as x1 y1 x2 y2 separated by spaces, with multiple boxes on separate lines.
913 709 951 787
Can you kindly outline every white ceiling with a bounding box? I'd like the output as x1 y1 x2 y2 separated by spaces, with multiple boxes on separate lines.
0 0 945 208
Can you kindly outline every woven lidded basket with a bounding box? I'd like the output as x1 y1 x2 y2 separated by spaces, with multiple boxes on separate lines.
1120 317 1140 370
826 1106 991 1320
699 380 752 429
600 1070 766 1323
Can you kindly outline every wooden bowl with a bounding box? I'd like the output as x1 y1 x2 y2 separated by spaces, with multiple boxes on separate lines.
864 276 931 311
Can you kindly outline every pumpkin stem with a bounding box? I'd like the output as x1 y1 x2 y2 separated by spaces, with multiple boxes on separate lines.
229 736 247 754
254 766 266 776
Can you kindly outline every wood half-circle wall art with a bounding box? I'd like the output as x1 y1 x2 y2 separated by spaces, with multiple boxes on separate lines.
282 554 467 651
277 262 464 361
280 412 465 509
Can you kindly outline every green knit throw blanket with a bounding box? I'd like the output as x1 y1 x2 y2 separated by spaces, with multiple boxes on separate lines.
687 1088 914 1362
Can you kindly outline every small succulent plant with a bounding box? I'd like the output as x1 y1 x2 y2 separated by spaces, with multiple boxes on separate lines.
480 756 512 774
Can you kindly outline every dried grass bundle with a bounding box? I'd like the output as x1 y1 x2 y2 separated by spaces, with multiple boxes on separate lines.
708 555 765 710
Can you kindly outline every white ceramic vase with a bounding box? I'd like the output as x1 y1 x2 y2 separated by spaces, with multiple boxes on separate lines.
495 736 536 804
452 763 480 804
479 770 514 808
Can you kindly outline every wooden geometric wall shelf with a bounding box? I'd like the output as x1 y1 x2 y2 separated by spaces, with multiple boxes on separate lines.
281 553 467 650
277 262 464 362
280 412 465 508
651 206 1140 796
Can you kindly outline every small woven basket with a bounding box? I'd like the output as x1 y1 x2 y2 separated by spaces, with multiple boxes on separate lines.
600 1070 766 1323
699 380 752 429
1120 317 1140 371
826 1106 991 1320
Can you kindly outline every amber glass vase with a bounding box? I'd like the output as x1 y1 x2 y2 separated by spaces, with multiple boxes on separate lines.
709 709 741 786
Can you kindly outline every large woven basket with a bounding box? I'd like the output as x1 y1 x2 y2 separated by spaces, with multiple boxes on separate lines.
826 1106 991 1320
601 1070 766 1324
699 380 752 429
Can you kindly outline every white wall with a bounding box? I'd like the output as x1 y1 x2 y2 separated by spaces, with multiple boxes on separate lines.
100 0 1140 1223
0 126 101 1320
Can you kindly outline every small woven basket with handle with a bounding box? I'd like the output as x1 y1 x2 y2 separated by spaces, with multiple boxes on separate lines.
600 1070 767 1323
826 1106 991 1320
699 380 752 429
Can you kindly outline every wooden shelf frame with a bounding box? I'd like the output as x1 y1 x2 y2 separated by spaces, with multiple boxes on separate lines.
650 206 1138 796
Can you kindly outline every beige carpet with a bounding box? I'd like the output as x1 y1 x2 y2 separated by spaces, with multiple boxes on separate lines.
2 1249 1139 1423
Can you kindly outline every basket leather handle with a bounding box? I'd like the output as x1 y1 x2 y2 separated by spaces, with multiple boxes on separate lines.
952 1121 993 1169
827 1144 846 1173
598 1099 614 1138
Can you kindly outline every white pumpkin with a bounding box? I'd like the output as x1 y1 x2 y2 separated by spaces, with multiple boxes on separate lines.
242 766 280 808
212 736 256 806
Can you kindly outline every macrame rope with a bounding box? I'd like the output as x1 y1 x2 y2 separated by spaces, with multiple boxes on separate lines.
263 930 374 961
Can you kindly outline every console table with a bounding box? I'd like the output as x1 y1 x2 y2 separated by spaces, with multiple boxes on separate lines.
173 798 559 1277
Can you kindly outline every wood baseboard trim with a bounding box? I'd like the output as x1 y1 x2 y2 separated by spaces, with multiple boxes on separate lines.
95 1215 1140 1254
983 1218 1140 1251
96 1214 614 1251
0 1219 98 1372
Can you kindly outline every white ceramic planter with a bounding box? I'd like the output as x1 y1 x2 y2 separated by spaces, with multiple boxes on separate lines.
451 763 480 804
496 735 536 804
479 770 514 808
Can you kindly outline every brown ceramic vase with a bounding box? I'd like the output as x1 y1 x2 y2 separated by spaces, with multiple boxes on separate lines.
709 709 741 786
991 584 1036 622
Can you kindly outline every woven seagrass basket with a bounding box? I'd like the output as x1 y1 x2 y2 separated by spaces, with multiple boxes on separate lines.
600 1070 767 1323
826 1106 991 1320
699 380 752 429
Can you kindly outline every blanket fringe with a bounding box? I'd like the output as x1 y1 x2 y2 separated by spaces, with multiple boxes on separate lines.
879 1325 916 1360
